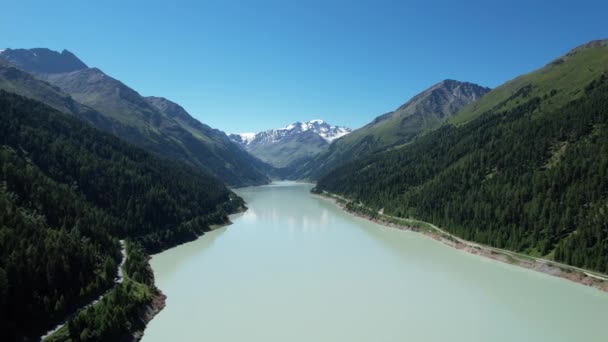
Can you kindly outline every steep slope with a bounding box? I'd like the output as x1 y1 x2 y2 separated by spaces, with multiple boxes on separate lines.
0 48 269 187
0 90 244 340
292 80 490 179
451 39 608 125
145 96 272 182
229 120 351 168
315 41 608 273
0 60 118 132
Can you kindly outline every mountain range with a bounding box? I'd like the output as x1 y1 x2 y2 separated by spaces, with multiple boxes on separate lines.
229 120 351 168
0 48 492 184
0 48 270 187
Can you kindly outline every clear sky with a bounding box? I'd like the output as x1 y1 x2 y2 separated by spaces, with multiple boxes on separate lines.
2 0 607 133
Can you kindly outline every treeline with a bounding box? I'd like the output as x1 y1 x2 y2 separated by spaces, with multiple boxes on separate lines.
0 91 243 340
316 75 608 273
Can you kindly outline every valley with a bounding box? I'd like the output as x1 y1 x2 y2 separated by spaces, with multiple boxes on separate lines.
0 23 607 342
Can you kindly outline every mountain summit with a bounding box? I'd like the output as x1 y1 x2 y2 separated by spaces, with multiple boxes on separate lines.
369 79 491 133
288 80 491 180
0 48 87 74
230 120 351 168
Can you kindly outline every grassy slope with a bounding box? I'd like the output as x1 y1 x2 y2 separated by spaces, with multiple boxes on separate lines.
43 69 164 132
451 41 608 125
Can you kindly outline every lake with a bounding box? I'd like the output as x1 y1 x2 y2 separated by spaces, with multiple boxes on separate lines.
142 182 608 342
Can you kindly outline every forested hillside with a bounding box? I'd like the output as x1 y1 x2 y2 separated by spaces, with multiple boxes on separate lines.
315 55 608 273
0 91 243 340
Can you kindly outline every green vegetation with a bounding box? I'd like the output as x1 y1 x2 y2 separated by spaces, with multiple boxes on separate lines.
317 191 447 234
451 41 608 125
46 242 157 342
3 39 608 341
315 71 608 273
0 91 244 340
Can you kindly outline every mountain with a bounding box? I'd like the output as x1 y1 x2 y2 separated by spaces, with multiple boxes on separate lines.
451 39 608 125
0 59 120 133
314 40 608 274
290 80 490 179
0 48 87 73
0 48 269 187
0 90 244 340
229 120 351 168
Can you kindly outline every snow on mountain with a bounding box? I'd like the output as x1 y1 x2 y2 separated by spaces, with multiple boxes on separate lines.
234 132 256 144
228 120 352 168
230 120 352 146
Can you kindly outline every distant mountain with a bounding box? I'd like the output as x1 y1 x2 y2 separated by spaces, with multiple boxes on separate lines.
290 80 490 180
229 120 351 168
315 39 608 274
0 48 270 187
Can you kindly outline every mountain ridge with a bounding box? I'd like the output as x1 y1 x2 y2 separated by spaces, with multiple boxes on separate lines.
0 48 88 74
288 79 490 180
229 119 351 168
0 48 270 187
451 39 608 125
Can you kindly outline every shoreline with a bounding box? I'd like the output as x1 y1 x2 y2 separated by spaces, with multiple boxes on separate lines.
135 205 246 341
129 256 166 342
40 241 128 341
42 204 246 342
315 191 608 293
133 185 608 341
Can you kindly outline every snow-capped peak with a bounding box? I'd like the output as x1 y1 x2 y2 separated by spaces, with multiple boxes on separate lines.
231 132 256 144
230 119 352 146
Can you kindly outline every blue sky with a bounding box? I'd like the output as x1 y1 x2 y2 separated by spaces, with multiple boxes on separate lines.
2 0 607 133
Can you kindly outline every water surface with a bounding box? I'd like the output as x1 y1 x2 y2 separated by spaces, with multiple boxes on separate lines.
143 182 608 342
